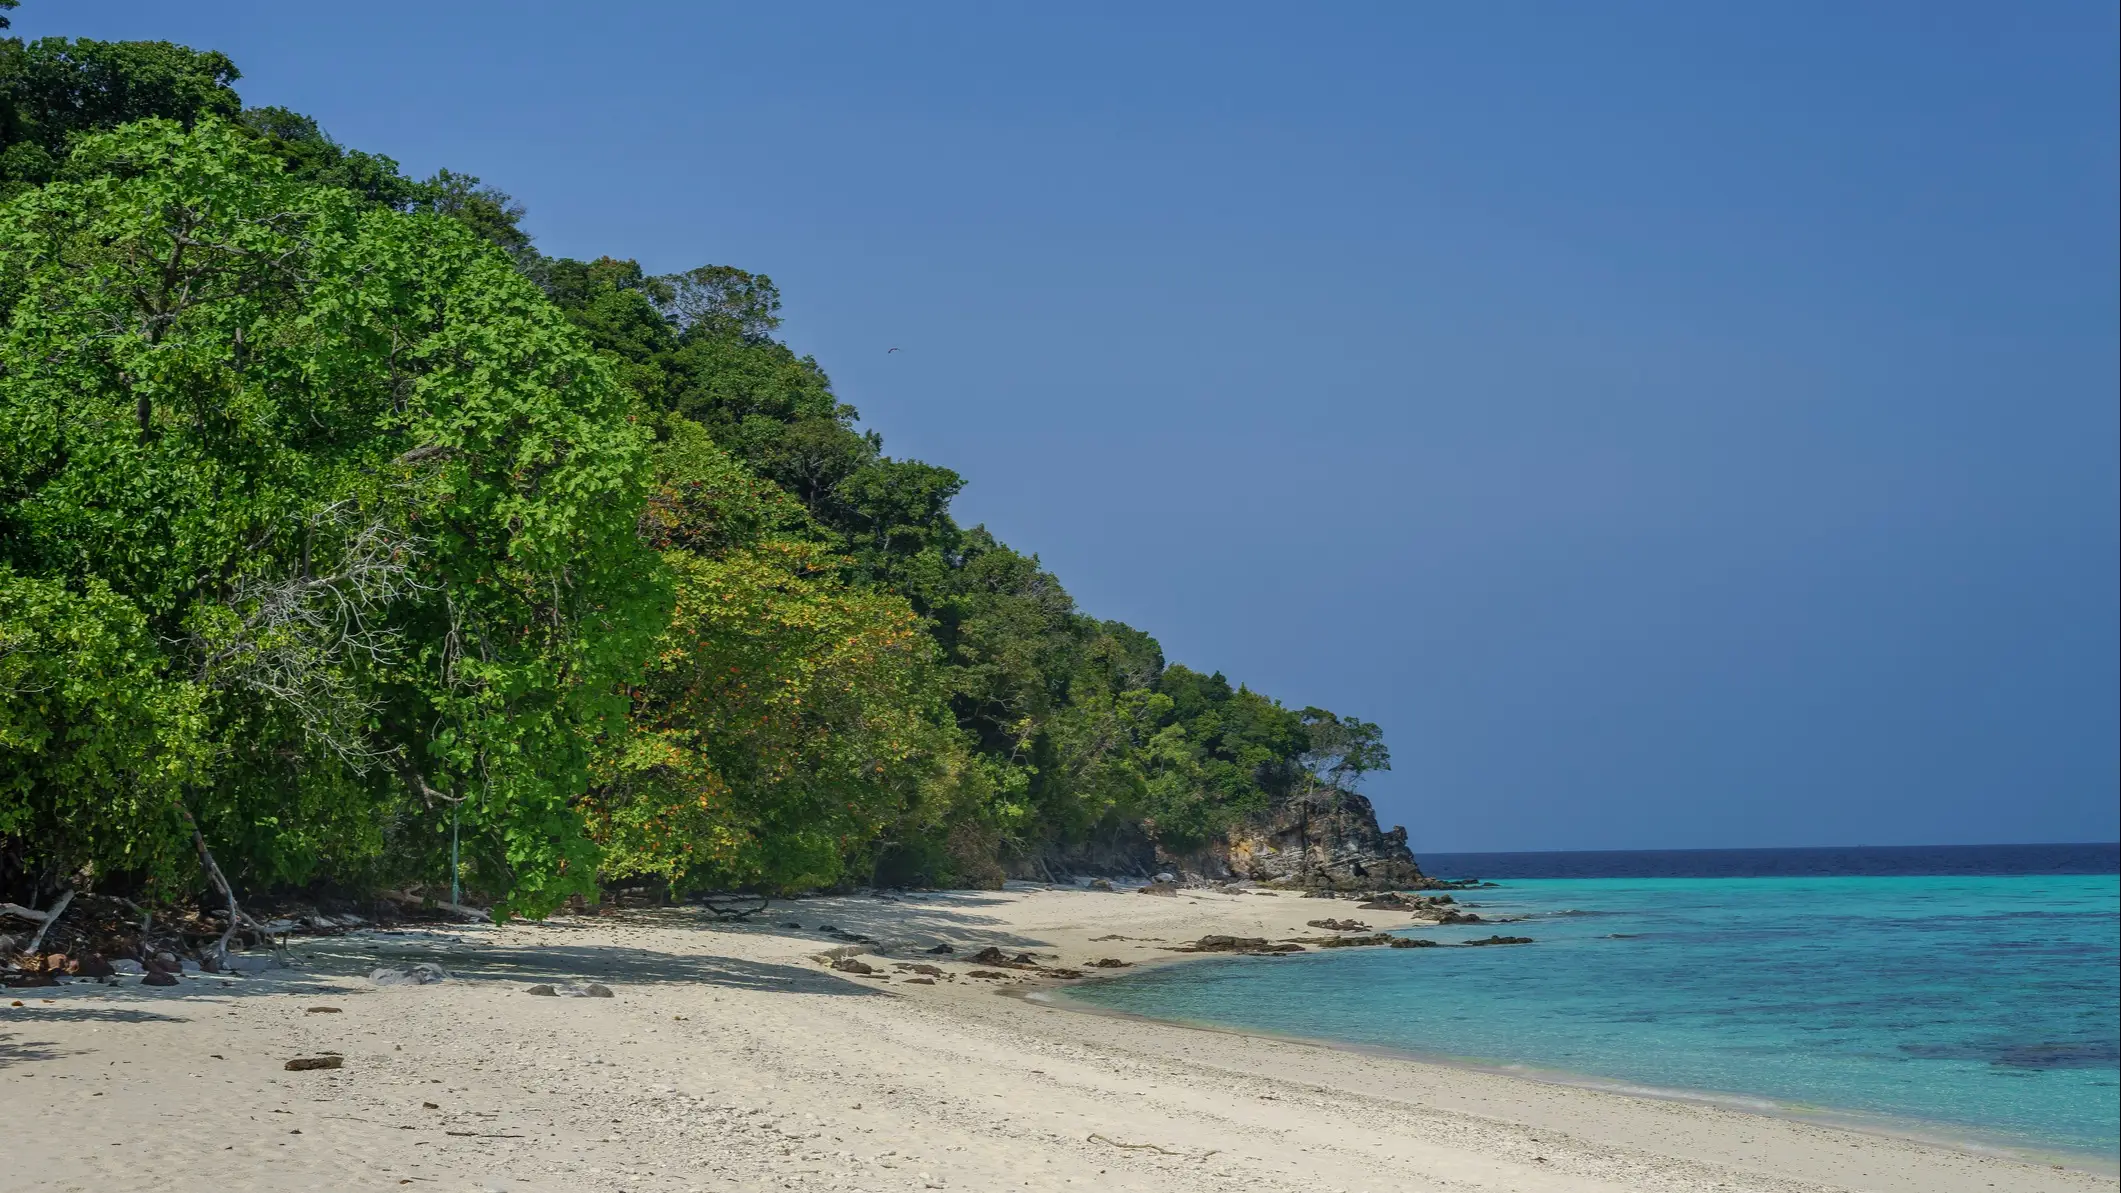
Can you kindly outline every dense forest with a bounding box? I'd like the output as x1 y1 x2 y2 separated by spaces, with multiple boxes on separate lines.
0 23 1390 926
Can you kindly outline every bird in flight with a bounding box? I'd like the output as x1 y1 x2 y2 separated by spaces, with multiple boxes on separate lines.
887 347 901 353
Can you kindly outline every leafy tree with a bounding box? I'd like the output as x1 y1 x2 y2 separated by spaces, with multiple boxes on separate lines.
0 118 663 920
0 36 240 193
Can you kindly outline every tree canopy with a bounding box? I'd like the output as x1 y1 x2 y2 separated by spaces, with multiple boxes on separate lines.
0 26 1391 920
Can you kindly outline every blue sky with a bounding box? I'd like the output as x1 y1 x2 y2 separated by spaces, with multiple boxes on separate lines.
32 2 2118 850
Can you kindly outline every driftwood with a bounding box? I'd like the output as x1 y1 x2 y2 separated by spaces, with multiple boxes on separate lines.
1 889 73 957
696 893 769 921
376 890 490 922
1087 1133 1218 1160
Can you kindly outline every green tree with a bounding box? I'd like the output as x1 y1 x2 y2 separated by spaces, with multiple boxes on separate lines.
0 118 663 921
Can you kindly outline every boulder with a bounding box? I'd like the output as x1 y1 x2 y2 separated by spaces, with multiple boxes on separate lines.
369 963 450 987
831 958 878 975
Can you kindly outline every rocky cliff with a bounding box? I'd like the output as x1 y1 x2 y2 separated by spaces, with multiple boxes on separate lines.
1220 785 1429 890
1011 785 1430 891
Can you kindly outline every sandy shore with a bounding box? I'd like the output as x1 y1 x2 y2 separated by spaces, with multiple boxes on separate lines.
2 884 2111 1193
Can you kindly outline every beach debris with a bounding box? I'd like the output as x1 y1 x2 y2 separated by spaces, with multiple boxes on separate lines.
109 959 144 975
305 1006 342 1014
831 957 879 975
1088 1133 1217 1160
698 892 769 920
284 1056 344 1071
1306 918 1372 932
1462 935 1533 946
369 963 450 987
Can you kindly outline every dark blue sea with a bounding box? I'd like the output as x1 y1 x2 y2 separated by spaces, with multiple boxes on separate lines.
1062 843 2121 1159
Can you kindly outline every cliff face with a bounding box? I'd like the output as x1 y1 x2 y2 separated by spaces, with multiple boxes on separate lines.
1221 786 1428 890
1008 785 1429 891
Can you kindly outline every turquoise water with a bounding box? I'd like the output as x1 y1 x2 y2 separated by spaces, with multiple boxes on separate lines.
1060 875 2121 1157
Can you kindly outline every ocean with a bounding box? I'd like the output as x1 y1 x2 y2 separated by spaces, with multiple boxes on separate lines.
1057 843 2121 1159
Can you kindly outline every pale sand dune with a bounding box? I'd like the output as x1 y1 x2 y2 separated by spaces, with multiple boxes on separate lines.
2 885 2111 1193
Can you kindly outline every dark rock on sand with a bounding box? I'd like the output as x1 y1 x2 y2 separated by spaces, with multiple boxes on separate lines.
831 957 878 975
1306 919 1371 932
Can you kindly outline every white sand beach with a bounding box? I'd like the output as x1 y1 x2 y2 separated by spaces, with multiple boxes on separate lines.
2 884 2111 1193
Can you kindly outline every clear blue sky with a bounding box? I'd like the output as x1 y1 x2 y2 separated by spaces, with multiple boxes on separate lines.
33 2 2118 851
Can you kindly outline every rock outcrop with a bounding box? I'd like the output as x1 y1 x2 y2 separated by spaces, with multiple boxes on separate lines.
1222 785 1430 891
1004 784 1433 892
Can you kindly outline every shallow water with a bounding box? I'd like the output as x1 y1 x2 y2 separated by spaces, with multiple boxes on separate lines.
1061 871 2121 1158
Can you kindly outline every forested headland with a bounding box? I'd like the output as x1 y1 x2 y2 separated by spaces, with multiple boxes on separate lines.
0 22 1394 934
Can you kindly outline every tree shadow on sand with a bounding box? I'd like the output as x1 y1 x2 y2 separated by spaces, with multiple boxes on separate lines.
293 937 884 996
668 891 1072 953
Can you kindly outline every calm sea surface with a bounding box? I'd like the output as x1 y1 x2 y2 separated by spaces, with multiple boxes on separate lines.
1059 844 2121 1158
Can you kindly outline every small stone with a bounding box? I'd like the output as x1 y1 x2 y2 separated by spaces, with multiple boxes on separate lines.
924 943 954 954
73 954 116 978
831 958 877 975
582 983 614 998
525 984 558 996
284 1056 343 1071
1087 879 1115 892
142 971 179 987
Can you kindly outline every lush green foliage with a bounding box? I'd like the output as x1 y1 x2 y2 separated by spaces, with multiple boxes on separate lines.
0 27 1388 914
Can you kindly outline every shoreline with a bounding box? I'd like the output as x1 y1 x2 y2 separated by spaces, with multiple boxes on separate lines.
3 883 2112 1192
1031 976 2118 1176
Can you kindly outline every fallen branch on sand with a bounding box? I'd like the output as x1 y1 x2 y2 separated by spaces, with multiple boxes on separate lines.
1088 1133 1219 1160
2 889 73 957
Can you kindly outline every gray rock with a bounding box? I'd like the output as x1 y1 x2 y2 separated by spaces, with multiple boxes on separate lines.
540 981 615 997
369 962 450 987
223 954 277 974
109 959 145 975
